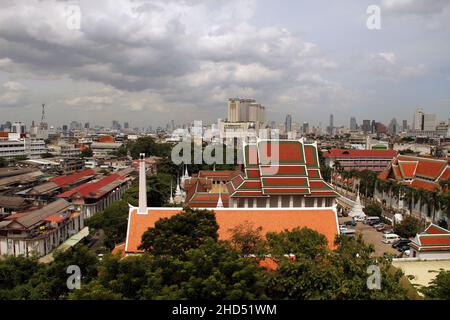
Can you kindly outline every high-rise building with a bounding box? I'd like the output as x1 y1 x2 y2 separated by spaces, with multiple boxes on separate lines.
362 120 371 133
11 122 26 134
227 98 265 125
124 122 129 129
371 120 376 134
328 114 334 135
302 122 309 135
402 120 408 132
413 108 424 130
423 113 436 131
112 120 121 131
84 122 90 129
285 114 292 133
388 118 399 136
350 117 357 130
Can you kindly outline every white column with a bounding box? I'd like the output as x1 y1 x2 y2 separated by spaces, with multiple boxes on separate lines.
278 196 282 208
244 198 248 208
289 195 294 208
313 198 318 207
138 153 147 214
266 198 270 208
301 196 305 207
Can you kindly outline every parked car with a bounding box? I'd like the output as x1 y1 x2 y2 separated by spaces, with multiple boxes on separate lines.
398 245 411 253
382 233 400 244
364 217 380 225
392 239 411 249
376 225 387 232
373 223 384 229
353 216 366 222
345 220 357 227
383 228 394 235
340 228 356 236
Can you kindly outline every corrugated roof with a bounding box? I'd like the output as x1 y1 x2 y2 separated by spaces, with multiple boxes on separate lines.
10 199 71 229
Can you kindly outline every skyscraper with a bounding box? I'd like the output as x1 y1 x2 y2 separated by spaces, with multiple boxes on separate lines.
124 122 129 129
328 114 334 135
402 120 408 132
423 113 436 131
362 120 371 133
302 122 309 135
350 117 357 130
285 114 292 133
413 108 424 130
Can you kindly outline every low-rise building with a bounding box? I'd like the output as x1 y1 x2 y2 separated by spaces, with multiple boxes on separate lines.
410 224 450 260
0 199 83 257
57 168 133 219
323 148 398 172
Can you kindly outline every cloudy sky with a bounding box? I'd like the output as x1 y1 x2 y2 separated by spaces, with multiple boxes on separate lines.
0 0 449 128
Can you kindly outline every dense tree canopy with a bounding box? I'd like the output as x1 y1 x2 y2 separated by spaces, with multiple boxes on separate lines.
0 209 415 300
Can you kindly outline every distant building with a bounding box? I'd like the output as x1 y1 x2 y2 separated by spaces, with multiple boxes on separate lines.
323 148 398 172
362 120 371 133
377 155 450 223
350 117 357 130
402 120 408 132
11 122 26 134
302 122 309 135
413 108 424 130
227 98 266 126
285 114 292 133
0 199 84 257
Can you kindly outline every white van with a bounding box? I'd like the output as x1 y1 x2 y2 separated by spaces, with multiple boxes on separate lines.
382 233 400 244
364 217 380 224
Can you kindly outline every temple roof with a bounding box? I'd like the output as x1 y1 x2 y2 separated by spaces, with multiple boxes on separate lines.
228 139 337 198
379 155 449 192
125 207 339 254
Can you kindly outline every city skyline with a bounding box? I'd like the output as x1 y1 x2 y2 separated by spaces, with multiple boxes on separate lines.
0 0 450 127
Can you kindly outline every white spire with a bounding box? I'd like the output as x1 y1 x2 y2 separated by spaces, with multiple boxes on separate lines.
169 179 174 204
184 165 189 178
138 153 147 214
175 176 182 196
216 182 223 208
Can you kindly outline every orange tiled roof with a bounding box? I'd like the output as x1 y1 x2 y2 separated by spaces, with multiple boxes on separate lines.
125 208 339 254
379 155 449 192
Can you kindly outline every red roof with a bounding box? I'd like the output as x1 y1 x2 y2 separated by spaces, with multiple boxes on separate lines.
228 140 337 199
125 207 339 254
324 148 397 158
379 155 449 192
58 174 126 199
50 169 96 187
43 215 65 223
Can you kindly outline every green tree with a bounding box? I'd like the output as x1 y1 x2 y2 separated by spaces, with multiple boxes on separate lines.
87 200 130 249
420 270 450 300
363 202 383 217
394 215 424 238
228 222 263 255
0 157 8 167
139 208 219 256
81 148 93 158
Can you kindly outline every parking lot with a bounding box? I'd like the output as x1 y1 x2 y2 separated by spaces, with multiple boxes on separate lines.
338 216 399 257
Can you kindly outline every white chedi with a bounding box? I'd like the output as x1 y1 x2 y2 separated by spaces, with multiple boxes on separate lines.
348 193 366 219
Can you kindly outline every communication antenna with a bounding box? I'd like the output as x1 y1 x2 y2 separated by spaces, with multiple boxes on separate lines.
41 103 46 123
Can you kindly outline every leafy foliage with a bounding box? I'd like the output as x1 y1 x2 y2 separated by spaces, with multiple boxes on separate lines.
363 202 382 217
139 208 219 256
394 215 424 238
420 270 450 300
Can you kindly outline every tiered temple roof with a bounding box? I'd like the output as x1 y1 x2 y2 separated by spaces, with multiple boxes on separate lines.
378 155 450 192
227 139 337 198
